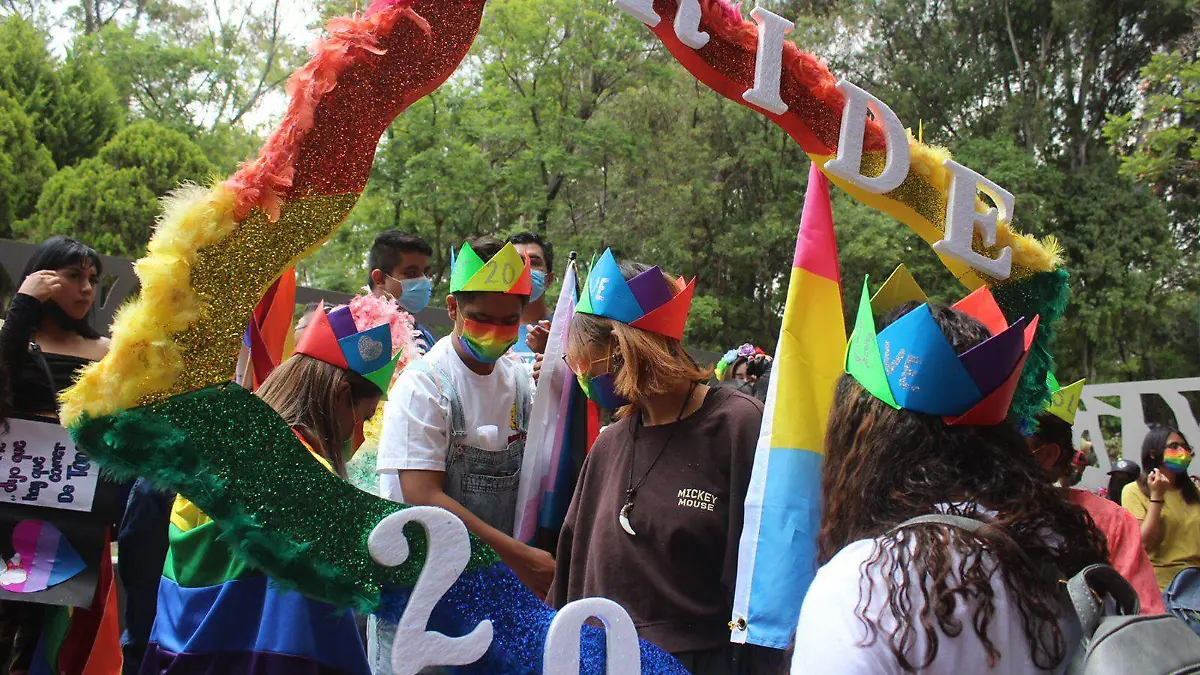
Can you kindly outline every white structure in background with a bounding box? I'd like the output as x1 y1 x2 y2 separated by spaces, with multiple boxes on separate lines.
1075 377 1200 491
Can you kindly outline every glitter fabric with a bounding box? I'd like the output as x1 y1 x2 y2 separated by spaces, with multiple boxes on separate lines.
165 193 359 400
70 383 499 612
640 0 1060 287
377 564 692 675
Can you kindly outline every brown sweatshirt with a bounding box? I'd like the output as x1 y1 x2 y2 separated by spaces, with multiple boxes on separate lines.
549 387 762 655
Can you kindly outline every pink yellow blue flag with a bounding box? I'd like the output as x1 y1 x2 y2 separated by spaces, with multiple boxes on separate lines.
731 162 847 648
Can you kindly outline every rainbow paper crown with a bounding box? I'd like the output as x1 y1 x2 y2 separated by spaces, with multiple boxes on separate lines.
294 302 403 397
449 241 532 295
575 249 696 340
845 265 1039 426
1044 372 1086 425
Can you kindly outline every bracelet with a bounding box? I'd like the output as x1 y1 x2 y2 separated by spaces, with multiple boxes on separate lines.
1150 499 1166 504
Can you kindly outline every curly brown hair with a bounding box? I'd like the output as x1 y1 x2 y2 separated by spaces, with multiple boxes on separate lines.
819 302 1108 672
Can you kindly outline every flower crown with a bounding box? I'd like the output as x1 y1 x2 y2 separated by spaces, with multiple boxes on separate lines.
575 249 696 340
715 344 765 379
845 265 1038 426
294 302 404 398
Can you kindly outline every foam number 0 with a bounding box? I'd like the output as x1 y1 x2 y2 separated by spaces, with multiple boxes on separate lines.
543 598 641 675
368 507 494 675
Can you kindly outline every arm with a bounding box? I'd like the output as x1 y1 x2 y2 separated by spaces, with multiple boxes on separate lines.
400 470 554 598
1108 508 1167 614
1131 471 1170 551
0 293 44 371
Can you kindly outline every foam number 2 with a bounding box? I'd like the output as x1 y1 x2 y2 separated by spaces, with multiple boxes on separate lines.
367 507 494 675
543 598 641 675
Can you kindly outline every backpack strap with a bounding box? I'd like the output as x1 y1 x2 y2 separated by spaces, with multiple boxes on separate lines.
1067 564 1141 635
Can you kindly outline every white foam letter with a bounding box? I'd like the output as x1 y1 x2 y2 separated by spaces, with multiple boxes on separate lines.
674 0 710 49
741 7 794 115
613 0 660 26
823 81 911 194
933 159 1014 280
543 598 641 675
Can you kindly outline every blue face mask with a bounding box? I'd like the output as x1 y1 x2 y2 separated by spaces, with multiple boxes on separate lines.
529 270 547 303
396 276 432 314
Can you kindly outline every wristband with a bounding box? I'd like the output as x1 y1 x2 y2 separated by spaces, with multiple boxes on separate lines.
1150 499 1165 504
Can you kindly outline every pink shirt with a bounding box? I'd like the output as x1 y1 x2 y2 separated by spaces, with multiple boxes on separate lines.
1066 488 1165 614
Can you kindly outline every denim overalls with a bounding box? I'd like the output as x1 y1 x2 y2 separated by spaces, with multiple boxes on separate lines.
368 359 531 673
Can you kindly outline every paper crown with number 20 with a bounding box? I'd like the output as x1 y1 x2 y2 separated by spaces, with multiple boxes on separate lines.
575 249 696 340
845 265 1039 426
294 302 402 397
449 241 532 295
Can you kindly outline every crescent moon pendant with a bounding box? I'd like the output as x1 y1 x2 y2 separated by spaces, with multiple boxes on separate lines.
618 503 637 536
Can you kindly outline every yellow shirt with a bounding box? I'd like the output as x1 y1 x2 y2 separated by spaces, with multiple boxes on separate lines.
1122 481 1200 590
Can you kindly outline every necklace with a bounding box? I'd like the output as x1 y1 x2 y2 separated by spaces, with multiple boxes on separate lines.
617 382 699 537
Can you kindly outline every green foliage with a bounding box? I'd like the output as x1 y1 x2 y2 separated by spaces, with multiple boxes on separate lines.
15 120 212 256
0 15 123 167
0 89 55 236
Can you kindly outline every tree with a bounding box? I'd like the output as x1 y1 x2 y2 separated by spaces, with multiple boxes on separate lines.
14 120 212 256
0 89 56 236
0 15 123 167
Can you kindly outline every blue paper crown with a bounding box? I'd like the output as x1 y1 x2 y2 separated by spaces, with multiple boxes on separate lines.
844 266 1039 426
575 249 696 340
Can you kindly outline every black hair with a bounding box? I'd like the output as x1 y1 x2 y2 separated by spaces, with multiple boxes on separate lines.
21 236 103 339
1141 424 1199 504
508 231 554 275
452 236 530 307
1032 413 1076 480
367 231 433 289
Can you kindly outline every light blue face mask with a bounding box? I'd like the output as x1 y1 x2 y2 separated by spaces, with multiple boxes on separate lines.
396 276 432 314
530 270 547 303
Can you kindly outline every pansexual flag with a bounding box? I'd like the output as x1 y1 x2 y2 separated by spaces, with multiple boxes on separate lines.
731 162 847 648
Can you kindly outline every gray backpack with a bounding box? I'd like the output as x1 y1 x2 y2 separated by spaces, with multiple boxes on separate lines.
896 514 1200 675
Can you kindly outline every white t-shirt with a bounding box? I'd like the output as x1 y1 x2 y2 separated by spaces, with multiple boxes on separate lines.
376 336 523 502
792 537 1078 675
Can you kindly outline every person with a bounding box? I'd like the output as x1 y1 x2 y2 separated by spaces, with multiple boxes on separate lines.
1028 413 1164 613
794 299 1108 674
550 250 781 675
1108 458 1141 504
143 303 398 674
508 231 554 363
367 230 437 353
1122 425 1200 592
1 236 110 418
373 237 548 673
0 236 118 673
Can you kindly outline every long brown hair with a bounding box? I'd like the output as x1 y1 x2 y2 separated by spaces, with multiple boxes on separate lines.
567 261 709 415
256 355 381 478
820 302 1107 672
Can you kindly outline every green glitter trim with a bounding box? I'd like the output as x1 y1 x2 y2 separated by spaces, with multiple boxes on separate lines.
69 383 500 612
991 268 1072 426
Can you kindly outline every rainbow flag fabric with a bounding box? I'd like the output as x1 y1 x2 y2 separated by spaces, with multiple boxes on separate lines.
730 163 847 649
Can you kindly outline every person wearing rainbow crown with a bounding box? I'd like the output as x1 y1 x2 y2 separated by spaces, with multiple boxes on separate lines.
373 236 550 672
791 269 1109 674
142 302 402 674
550 250 784 675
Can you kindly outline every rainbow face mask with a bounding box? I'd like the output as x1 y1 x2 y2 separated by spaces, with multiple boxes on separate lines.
458 318 519 363
1163 446 1193 475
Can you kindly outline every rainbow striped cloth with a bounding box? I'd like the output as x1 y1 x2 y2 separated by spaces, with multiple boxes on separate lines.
730 163 847 649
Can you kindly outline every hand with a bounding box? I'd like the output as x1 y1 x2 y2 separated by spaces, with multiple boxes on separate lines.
1148 469 1172 501
526 321 551 355
503 542 555 599
532 353 544 384
18 270 62 302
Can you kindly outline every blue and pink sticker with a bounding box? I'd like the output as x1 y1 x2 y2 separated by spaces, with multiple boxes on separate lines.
0 520 86 593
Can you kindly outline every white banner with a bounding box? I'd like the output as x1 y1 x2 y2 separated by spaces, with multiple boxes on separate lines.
0 418 98 513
